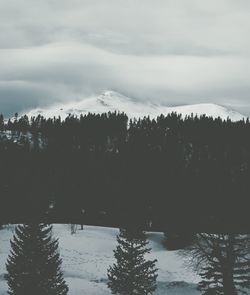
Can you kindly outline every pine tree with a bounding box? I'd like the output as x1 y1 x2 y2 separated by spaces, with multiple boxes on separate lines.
6 224 68 295
182 234 250 295
107 228 158 295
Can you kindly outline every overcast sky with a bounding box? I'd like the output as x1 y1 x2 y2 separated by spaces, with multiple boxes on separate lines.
1 0 250 116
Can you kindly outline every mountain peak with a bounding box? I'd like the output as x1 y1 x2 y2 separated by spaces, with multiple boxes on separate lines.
96 90 134 106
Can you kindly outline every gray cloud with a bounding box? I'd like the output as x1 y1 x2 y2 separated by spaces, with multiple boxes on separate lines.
0 0 250 116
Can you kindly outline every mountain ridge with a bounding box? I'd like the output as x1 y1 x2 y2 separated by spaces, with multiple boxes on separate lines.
24 91 246 122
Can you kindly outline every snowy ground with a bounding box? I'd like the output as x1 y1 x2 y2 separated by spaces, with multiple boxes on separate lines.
0 224 200 295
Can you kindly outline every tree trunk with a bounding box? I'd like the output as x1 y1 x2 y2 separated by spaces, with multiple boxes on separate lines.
223 274 237 295
223 235 237 295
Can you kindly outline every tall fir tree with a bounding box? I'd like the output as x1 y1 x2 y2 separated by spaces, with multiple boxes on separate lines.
107 228 158 295
6 224 68 295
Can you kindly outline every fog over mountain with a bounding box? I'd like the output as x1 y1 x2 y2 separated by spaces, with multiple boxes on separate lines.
1 0 250 116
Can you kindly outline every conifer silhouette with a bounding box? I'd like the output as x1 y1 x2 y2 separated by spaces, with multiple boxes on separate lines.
108 229 158 295
6 224 68 295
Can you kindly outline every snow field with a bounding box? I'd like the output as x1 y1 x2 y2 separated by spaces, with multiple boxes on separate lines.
0 224 200 295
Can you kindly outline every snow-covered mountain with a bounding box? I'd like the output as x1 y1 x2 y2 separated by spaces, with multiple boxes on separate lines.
25 91 246 121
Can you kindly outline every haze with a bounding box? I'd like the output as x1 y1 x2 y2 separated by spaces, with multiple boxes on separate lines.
1 0 250 116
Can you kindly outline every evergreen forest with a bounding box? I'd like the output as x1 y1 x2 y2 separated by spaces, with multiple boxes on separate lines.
0 112 249 231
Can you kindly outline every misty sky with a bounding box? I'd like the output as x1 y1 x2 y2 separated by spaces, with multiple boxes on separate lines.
1 0 250 116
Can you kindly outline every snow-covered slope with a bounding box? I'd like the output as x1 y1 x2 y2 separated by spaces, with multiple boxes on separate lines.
25 91 246 121
0 224 200 295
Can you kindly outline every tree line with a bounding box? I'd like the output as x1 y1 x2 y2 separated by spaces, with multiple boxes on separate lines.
0 112 250 230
